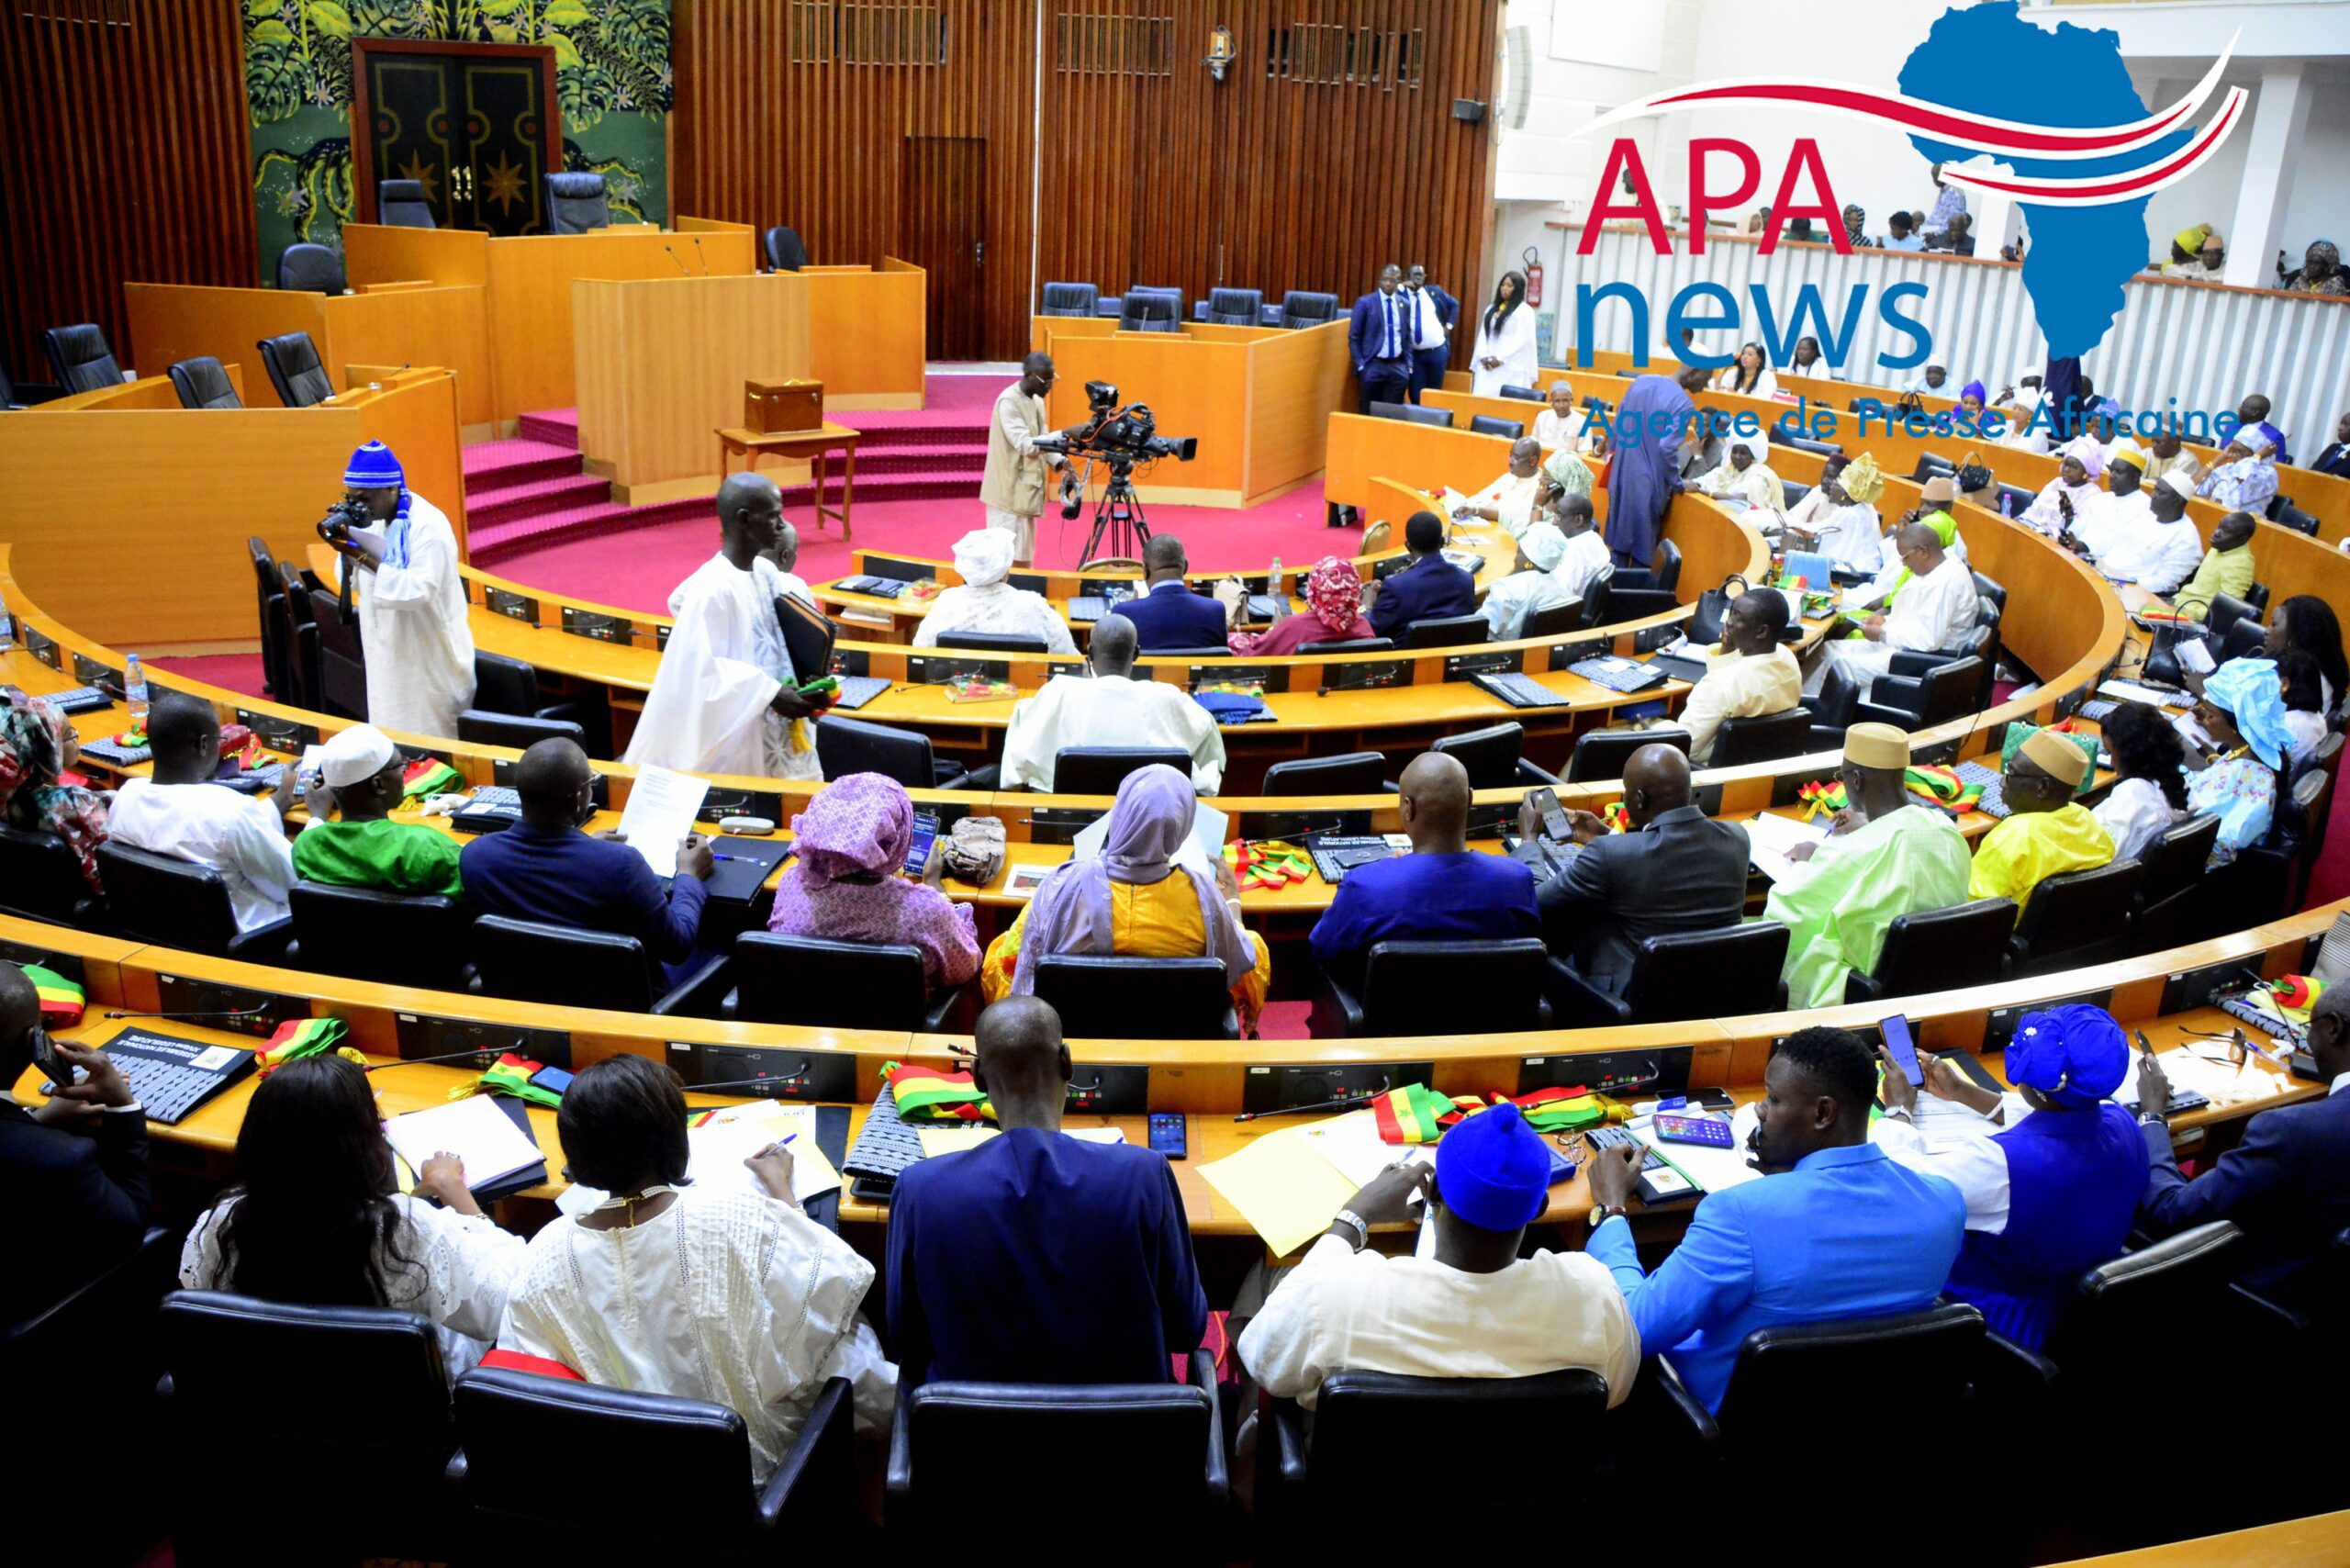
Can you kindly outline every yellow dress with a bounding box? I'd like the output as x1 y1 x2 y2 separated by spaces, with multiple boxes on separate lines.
981 873 1273 1026
1966 802 2116 917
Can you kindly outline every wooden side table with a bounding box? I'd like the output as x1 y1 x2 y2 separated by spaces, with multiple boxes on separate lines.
715 419 862 540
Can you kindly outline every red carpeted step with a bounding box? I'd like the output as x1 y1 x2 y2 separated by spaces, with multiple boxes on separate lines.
467 471 989 565
464 436 584 490
515 409 580 449
467 472 615 531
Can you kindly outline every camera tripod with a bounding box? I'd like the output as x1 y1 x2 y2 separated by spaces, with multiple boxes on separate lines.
1077 462 1154 564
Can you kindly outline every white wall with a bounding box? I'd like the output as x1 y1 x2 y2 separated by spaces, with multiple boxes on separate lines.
2279 68 2350 274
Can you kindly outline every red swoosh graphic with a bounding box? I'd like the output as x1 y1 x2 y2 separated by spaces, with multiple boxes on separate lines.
1648 82 2195 156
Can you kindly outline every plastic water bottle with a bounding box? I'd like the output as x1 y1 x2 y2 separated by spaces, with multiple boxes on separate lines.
124 653 149 727
1269 555 1282 598
0 585 13 650
1998 491 2014 520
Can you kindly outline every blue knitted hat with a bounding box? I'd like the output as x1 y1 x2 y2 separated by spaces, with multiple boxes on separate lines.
1434 1102 1551 1232
343 440 405 490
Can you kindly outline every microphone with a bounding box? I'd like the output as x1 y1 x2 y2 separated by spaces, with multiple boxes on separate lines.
104 1004 276 1024
368 1042 530 1071
1233 1076 1391 1122
680 1070 816 1097
691 235 709 275
663 244 689 275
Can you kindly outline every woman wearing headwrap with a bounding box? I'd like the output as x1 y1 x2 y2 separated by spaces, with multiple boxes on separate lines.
2162 227 2225 281
1691 429 1785 518
1874 1003 2148 1350
766 772 979 993
2186 658 2288 867
2195 429 2280 515
1541 442 1595 509
979 765 1270 1028
0 689 108 891
1839 206 1874 252
1783 452 1883 575
1996 370 2052 454
1226 556 1372 656
2286 239 2347 297
911 528 1078 654
1957 381 1987 417
2017 438 2107 538
1480 521 1577 641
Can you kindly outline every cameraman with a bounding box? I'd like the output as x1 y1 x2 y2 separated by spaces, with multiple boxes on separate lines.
981 353 1072 567
320 441 476 739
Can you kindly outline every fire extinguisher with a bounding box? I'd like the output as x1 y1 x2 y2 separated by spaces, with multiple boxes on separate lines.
1523 245 1544 308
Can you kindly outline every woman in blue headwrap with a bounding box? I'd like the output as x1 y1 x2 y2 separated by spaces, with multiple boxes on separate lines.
2187 658 2289 865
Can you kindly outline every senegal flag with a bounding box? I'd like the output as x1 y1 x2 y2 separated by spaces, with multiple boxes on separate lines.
1371 1083 1460 1145
402 757 462 797
1514 1084 1607 1133
256 1016 351 1076
21 964 84 1024
884 1060 993 1123
478 1052 565 1108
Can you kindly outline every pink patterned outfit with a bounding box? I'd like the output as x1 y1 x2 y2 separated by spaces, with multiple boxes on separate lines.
766 772 979 991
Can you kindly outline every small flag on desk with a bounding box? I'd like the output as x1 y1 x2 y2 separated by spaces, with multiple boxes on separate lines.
1513 1085 1609 1133
402 757 462 797
257 1016 354 1076
21 964 84 1024
471 1052 567 1108
1372 1082 1461 1145
883 1060 993 1122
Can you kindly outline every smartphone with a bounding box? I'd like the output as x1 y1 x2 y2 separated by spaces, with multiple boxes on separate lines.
900 812 940 878
1527 785 1570 842
1881 1014 1924 1088
29 1026 74 1092
1147 1112 1188 1160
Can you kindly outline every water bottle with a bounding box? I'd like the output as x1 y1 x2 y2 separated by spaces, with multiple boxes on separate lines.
1998 491 2014 520
124 652 149 727
1269 555 1282 599
0 585 13 650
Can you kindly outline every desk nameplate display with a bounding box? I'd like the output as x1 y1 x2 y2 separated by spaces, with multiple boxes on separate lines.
2162 960 2263 1017
1243 1060 1437 1114
154 975 311 1039
1445 649 1525 681
1318 659 1404 694
1985 991 2112 1054
395 1014 573 1071
1519 1046 1696 1100
1194 665 1286 692
235 710 321 753
1065 1064 1148 1115
667 1040 855 1103
485 588 540 623
908 655 1010 685
0 941 83 985
491 760 609 809
23 627 61 669
71 651 118 687
560 607 635 644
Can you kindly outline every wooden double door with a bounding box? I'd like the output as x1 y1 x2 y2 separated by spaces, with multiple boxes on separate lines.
353 39 563 236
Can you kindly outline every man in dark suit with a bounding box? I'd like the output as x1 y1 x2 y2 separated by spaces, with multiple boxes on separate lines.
1364 511 1476 640
1348 263 1412 413
2136 985 2350 1295
1521 745 1751 993
1115 534 1229 653
0 963 152 1325
1403 263 1460 404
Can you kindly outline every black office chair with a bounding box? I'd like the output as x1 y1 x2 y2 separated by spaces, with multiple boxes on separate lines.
1496 383 1544 401
1257 750 1387 836
1842 897 2016 1003
247 537 288 691
159 1292 462 1565
1118 291 1182 333
168 354 241 409
936 630 1051 655
454 1369 856 1565
472 649 610 752
814 714 979 790
1778 433 1843 460
1971 571 2008 618
1567 725 1689 782
1909 453 1957 483
2218 616 2268 663
469 915 726 1015
1203 286 1262 325
1401 612 1487 649
1577 566 1615 628
546 171 611 233
1519 599 1583 641
1861 652 1986 730
95 842 291 962
1277 290 1339 330
276 241 346 294
1783 479 1811 510
1368 400 1452 429
1614 537 1682 595
1548 922 1789 1027
1298 636 1393 655
1313 938 1552 1037
0 362 18 408
888 1355 1225 1547
2241 581 2271 618
1040 280 1099 317
762 224 811 272
379 177 435 228
305 583 371 717
285 882 476 991
2274 501 2320 537
724 931 975 1033
2003 859 2141 977
1993 480 2037 518
0 823 100 924
1434 722 1564 789
1261 1370 1607 1538
2130 813 2220 954
458 710 586 749
1052 746 1193 796
2206 593 2261 647
1469 414 1526 439
42 323 123 395
1707 710 1814 767
260 330 336 407
1032 955 1239 1039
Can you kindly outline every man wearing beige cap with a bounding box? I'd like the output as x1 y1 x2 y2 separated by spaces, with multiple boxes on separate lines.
1762 722 1973 1009
1967 729 2114 916
292 722 464 898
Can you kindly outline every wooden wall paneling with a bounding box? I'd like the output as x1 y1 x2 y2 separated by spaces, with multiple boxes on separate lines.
0 1 256 385
320 286 498 428
121 285 329 412
670 0 1038 361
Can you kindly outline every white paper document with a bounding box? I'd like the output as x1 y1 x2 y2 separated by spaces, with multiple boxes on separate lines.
1074 800 1228 879
383 1095 545 1191
616 764 711 878
1742 812 1830 883
555 1102 843 1217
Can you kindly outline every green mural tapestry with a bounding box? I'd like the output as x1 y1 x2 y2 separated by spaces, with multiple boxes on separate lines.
243 0 671 277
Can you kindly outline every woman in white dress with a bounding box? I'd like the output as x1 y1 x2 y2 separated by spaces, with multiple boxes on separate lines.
498 1056 896 1483
178 1056 528 1376
1712 342 1779 400
1692 430 1787 520
1468 272 1538 397
2089 702 2188 862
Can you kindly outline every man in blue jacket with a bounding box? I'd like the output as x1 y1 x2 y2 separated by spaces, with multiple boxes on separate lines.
1403 263 1460 404
1348 263 1412 412
1114 534 1230 652
1585 1025 1965 1411
1363 511 1476 640
2137 985 2350 1294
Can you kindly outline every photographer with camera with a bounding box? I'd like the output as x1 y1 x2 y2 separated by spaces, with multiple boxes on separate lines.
981 353 1074 567
318 440 476 739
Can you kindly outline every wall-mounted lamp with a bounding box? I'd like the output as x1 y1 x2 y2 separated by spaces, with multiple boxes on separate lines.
1204 24 1236 83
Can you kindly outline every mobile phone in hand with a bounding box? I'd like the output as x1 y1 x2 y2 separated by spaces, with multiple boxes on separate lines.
29 1027 75 1092
1527 786 1570 842
1881 1014 1924 1088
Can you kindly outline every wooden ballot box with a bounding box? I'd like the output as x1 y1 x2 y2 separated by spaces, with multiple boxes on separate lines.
747 377 822 433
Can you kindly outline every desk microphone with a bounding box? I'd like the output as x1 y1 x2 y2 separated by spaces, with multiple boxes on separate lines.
691 235 710 275
663 244 689 275
681 1070 815 1096
369 1039 532 1070
1233 1077 1391 1123
104 1004 275 1023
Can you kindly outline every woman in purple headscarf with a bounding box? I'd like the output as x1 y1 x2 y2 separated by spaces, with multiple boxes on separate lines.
979 765 1270 1030
767 772 979 993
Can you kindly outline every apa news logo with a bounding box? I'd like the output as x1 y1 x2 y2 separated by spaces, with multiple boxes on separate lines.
1562 1 2246 374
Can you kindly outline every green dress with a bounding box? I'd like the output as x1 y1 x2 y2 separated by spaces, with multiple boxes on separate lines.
1762 803 1974 1009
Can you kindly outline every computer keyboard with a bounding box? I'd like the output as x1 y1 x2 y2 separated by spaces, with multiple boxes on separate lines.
843 1084 928 1198
1569 656 1670 695
452 784 523 834
77 737 151 767
45 1029 256 1125
1956 760 2009 818
29 685 112 716
1306 834 1397 885
2075 699 2119 723
829 674 891 711
835 575 909 599
1472 670 1573 710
